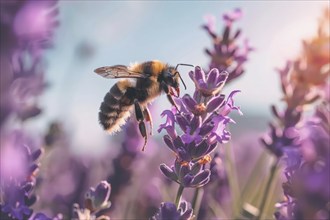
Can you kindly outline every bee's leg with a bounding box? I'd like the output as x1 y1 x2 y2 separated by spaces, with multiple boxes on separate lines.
143 107 153 135
166 94 180 113
161 82 180 112
134 99 147 151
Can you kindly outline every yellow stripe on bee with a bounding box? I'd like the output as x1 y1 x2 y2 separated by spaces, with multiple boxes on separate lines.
150 60 166 76
116 79 132 92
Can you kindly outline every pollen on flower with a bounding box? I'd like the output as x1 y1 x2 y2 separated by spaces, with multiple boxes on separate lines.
198 155 212 165
194 103 207 115
212 55 234 67
180 161 189 166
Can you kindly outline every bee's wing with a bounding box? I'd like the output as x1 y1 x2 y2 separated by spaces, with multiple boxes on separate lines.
94 65 147 79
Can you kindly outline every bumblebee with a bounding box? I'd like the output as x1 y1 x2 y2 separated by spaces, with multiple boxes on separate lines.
94 60 193 151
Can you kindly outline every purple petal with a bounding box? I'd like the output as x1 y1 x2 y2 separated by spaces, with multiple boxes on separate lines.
221 90 242 116
174 98 189 114
203 14 216 33
182 94 197 113
158 110 177 139
192 140 209 159
206 68 219 87
153 202 180 220
179 201 187 212
180 208 193 220
181 133 202 144
211 115 232 143
199 122 214 136
198 81 208 90
183 174 194 186
196 176 210 187
177 148 191 162
206 94 225 112
176 114 189 133
160 164 178 182
215 70 229 87
233 29 241 39
193 66 206 84
173 136 184 149
190 162 202 175
190 116 202 132
179 164 190 180
191 170 211 187
222 8 242 26
205 142 218 155
31 149 42 161
93 181 111 209
163 135 176 153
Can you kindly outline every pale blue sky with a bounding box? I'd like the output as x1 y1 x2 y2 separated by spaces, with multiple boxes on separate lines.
35 1 328 155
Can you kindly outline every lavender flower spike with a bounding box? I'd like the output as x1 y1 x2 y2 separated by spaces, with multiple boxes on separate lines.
158 65 241 213
203 8 254 84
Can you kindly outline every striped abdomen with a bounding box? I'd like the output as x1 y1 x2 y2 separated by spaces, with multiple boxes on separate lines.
99 80 134 133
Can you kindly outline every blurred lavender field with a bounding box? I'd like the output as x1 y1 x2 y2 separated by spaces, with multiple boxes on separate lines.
0 1 329 220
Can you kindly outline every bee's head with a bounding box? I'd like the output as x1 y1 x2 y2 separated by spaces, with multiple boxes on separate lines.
161 63 193 97
163 68 179 87
161 67 181 97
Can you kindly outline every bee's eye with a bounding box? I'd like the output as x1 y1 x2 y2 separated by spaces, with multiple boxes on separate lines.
166 76 174 85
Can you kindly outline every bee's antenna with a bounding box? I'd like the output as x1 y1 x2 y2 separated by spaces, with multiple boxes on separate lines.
175 63 194 70
174 71 187 90
174 63 194 90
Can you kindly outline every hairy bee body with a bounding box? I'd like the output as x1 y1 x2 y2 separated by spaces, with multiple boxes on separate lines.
98 61 170 133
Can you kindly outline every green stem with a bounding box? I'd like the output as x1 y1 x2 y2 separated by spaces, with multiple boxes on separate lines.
191 188 200 210
191 187 204 217
256 159 279 220
175 185 185 208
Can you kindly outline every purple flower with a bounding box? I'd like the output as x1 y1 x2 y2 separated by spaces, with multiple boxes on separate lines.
158 110 177 139
151 201 193 220
275 123 330 220
0 0 58 125
12 0 59 57
85 181 111 212
158 67 241 165
163 134 217 162
73 181 111 220
261 125 300 158
0 131 42 220
203 8 254 84
189 67 228 97
222 8 242 26
189 66 228 96
158 65 241 214
160 159 211 188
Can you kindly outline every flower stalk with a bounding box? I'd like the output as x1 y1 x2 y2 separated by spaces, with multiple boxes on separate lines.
256 158 279 220
175 185 185 209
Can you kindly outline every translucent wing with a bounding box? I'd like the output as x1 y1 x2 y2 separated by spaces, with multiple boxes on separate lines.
94 65 146 79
